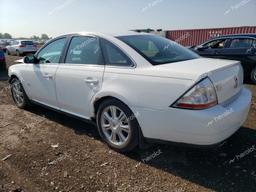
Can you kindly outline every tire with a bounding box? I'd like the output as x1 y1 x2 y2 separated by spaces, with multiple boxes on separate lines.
16 50 21 56
251 67 256 84
96 99 139 153
10 78 30 109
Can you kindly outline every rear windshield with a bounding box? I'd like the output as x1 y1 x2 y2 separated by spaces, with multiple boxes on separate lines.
117 35 199 65
21 41 34 45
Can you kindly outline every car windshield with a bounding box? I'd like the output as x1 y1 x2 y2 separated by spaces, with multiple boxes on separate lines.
21 41 34 45
117 35 199 65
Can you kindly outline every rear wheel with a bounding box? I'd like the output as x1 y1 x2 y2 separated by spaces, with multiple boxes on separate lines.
96 99 139 153
10 78 30 109
251 67 256 84
16 50 21 56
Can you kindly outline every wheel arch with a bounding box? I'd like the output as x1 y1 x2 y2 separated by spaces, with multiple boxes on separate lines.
8 73 27 93
9 74 19 83
91 94 146 149
92 94 133 119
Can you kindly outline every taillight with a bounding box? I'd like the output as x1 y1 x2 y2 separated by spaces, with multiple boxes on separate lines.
19 45 25 48
172 78 218 110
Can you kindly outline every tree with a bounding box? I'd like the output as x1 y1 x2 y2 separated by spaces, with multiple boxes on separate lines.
31 35 40 41
41 34 49 40
3 33 12 39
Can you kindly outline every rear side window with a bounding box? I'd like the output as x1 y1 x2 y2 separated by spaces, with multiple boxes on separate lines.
229 38 253 49
21 41 34 46
65 36 103 65
101 39 133 66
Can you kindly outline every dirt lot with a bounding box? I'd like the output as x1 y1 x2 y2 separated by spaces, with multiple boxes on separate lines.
0 55 256 192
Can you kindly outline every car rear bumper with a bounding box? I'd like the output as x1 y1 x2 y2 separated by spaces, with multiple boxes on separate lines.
133 87 252 146
19 48 37 54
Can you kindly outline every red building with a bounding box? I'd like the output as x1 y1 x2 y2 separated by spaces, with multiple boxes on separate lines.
166 26 256 46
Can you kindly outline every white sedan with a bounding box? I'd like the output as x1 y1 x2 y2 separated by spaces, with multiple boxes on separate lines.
8 32 252 152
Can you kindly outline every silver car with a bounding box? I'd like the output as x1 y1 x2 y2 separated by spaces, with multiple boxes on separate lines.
0 39 10 52
6 40 38 56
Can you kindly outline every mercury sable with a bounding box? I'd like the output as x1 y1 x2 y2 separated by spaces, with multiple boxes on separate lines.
8 32 252 152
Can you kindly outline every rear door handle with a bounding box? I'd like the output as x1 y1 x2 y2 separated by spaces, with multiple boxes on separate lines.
43 73 53 79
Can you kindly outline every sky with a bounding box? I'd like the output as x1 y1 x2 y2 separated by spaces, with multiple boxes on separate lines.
0 0 256 38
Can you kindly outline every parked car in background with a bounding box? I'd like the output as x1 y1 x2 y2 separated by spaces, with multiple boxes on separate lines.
0 48 6 71
8 32 251 152
6 40 38 56
192 34 256 84
0 39 10 52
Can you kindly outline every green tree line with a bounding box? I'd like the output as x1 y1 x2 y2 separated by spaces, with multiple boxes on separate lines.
0 33 50 40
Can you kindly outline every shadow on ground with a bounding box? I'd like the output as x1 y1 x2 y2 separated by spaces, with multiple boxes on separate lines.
26 104 256 192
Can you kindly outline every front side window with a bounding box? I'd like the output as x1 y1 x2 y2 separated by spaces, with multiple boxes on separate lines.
204 39 228 49
229 38 253 49
37 38 66 64
118 35 199 65
101 39 133 66
65 36 103 65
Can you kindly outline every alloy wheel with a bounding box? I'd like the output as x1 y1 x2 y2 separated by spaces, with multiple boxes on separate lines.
11 79 25 106
100 106 131 147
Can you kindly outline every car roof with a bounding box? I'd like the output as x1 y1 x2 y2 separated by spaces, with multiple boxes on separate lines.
212 34 256 40
54 31 149 39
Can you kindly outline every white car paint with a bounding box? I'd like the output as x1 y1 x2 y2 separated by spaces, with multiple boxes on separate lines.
8 32 252 146
6 40 38 55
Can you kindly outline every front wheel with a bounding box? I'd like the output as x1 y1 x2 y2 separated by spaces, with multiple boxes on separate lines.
10 78 30 109
251 67 256 84
96 99 139 153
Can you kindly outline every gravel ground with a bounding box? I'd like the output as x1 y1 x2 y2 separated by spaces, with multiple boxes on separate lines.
0 55 256 192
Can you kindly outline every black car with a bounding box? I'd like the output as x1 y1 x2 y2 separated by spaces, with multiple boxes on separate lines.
192 34 256 84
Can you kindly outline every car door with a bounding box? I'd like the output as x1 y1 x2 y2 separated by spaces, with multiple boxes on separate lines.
55 35 105 119
223 38 255 79
21 37 67 108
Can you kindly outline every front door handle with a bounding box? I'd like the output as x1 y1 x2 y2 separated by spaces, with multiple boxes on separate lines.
84 78 99 84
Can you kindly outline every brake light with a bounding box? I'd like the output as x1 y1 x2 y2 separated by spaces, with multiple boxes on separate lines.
172 78 218 110
19 45 25 48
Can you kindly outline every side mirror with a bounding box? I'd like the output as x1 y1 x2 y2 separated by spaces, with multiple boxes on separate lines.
24 55 38 64
197 45 209 51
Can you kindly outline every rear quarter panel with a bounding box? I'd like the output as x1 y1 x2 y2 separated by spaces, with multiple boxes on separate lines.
90 67 193 116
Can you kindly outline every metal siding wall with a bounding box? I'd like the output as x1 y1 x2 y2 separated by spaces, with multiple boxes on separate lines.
166 27 256 46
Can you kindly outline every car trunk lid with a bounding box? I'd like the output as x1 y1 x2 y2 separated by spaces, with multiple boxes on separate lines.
144 58 243 104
